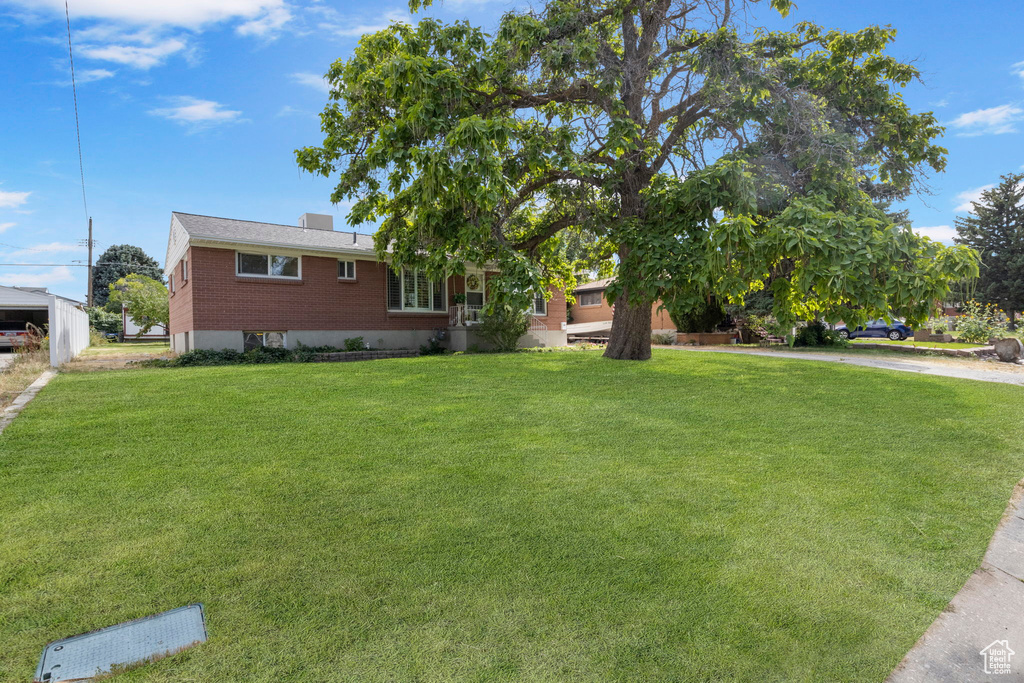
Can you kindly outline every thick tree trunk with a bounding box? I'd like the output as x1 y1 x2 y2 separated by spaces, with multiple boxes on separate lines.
603 291 653 360
603 167 654 360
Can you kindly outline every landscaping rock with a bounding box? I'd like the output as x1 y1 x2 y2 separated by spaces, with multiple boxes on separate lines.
992 338 1024 363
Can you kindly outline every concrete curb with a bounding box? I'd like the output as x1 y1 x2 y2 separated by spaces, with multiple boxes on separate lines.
887 481 1024 681
0 370 56 435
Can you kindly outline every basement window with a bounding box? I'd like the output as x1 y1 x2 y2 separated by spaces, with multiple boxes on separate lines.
243 331 286 351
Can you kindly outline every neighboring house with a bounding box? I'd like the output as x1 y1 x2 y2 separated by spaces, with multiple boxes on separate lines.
121 304 169 340
568 277 675 338
165 212 567 353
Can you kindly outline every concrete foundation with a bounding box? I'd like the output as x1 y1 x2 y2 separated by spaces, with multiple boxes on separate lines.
175 327 567 353
447 326 567 352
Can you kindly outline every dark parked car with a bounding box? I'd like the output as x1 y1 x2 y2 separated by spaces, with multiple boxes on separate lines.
836 319 913 341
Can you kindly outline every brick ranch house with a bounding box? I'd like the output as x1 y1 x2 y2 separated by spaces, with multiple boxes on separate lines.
165 212 567 353
567 277 676 340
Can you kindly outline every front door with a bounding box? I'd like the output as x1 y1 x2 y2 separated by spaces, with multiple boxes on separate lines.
465 271 484 322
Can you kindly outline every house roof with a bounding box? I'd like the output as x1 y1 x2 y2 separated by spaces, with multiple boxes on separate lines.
574 277 614 293
171 212 378 254
0 285 83 308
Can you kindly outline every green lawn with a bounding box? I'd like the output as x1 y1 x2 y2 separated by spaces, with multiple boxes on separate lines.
2 351 1023 682
81 341 170 356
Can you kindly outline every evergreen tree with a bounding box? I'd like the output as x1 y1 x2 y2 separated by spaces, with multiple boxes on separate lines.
955 174 1024 329
92 244 163 306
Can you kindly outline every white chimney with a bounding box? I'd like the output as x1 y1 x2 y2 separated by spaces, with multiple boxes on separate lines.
298 213 334 231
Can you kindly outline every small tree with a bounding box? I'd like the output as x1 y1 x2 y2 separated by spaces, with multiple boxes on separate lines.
955 174 1024 329
107 274 168 335
93 245 163 306
477 304 532 352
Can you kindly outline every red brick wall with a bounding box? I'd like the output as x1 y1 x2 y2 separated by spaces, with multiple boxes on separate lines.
168 247 193 335
170 246 568 333
570 288 674 329
571 292 614 324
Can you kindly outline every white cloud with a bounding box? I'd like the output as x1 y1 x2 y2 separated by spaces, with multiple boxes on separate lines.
913 225 957 243
0 266 75 287
0 189 31 209
955 184 995 212
149 96 243 129
237 6 292 37
78 68 116 83
0 222 15 234
54 67 115 85
949 104 1024 136
8 0 288 29
320 9 408 38
291 72 329 93
1014 61 1024 80
79 38 188 69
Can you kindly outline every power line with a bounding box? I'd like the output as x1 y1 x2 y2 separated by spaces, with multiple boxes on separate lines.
64 0 88 219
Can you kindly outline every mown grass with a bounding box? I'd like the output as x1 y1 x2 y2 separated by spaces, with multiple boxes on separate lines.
2 351 1023 681
80 342 170 356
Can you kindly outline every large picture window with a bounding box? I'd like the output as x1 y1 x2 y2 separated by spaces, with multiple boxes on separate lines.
579 291 602 306
237 252 300 279
387 268 445 312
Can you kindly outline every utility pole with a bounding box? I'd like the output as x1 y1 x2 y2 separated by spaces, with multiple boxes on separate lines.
86 217 93 306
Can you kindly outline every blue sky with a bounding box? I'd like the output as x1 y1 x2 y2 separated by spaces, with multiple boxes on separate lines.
0 0 1021 301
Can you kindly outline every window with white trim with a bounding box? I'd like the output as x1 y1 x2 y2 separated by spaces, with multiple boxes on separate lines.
181 258 188 282
386 267 446 312
533 292 547 316
169 273 175 293
236 252 300 279
579 291 602 306
338 260 356 280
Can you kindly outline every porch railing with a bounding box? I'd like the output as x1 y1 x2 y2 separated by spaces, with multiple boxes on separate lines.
449 304 484 326
449 304 547 334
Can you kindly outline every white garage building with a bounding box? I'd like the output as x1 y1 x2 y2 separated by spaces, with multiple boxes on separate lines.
0 286 90 366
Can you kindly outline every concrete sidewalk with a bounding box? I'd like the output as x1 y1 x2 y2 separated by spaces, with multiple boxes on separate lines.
658 345 1024 387
887 483 1024 681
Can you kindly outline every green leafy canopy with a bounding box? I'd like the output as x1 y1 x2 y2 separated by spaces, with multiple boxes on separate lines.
107 274 169 336
297 0 978 357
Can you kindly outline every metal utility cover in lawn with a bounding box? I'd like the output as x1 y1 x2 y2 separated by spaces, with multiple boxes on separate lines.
34 604 207 682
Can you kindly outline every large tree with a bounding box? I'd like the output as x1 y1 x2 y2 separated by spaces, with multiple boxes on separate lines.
955 174 1024 329
93 244 163 306
298 0 977 359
